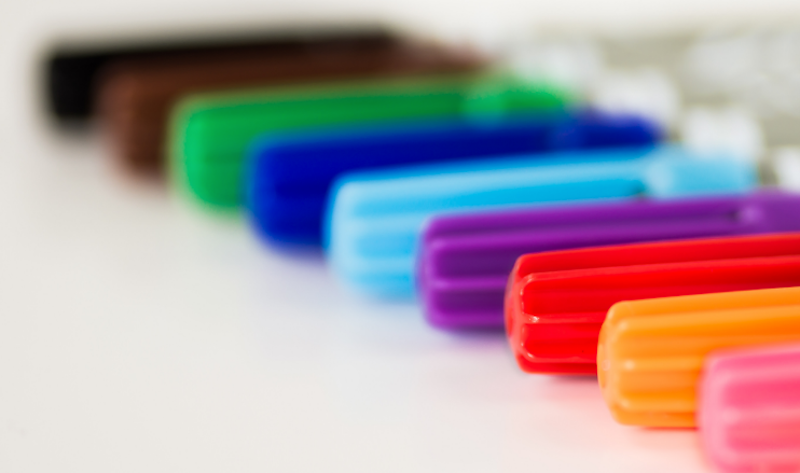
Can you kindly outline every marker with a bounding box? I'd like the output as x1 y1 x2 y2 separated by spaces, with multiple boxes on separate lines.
598 286 800 428
170 72 572 207
700 342 800 472
507 233 800 376
327 146 756 298
420 191 800 330
46 26 398 123
98 35 478 175
247 111 660 246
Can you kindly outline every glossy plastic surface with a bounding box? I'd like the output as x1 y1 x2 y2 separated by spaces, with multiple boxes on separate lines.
700 342 800 472
421 191 800 330
246 111 661 246
170 73 571 207
326 146 756 298
597 287 800 428
506 233 800 376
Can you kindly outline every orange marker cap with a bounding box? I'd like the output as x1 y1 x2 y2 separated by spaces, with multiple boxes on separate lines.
598 286 800 428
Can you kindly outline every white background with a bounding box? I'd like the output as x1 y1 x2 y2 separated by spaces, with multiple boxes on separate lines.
2 0 800 471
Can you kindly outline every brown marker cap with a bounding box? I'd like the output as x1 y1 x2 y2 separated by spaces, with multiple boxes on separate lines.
97 32 482 177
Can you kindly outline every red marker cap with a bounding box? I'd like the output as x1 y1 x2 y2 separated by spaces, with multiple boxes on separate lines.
505 232 800 375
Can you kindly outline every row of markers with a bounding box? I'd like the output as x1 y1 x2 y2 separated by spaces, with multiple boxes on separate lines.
49 26 799 473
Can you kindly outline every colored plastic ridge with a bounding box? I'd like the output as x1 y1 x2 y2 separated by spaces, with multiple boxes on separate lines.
247 111 661 246
326 146 756 298
507 233 800 376
700 342 800 472
597 286 800 428
421 191 800 330
45 26 396 123
99 37 478 175
170 73 572 207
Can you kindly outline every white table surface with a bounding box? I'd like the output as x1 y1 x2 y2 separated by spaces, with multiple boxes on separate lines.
2 1 800 471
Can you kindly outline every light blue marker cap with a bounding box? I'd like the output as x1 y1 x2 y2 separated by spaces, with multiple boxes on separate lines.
324 146 757 299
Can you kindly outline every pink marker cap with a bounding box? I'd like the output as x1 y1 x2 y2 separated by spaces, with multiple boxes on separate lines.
700 342 800 472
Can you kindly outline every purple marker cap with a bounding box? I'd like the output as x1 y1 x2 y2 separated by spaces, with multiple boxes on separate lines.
417 190 800 330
